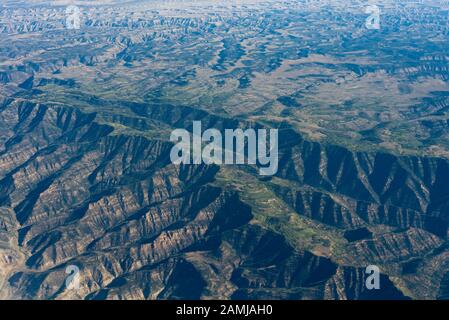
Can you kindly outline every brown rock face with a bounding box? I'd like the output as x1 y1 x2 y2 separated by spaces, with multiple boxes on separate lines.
0 98 414 300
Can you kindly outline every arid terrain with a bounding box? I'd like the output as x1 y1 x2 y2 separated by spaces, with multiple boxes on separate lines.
1 0 449 299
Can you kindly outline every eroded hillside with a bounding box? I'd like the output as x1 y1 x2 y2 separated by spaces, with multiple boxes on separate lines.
1 0 449 299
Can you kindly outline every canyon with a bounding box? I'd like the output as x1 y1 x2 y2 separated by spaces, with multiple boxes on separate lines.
1 0 449 300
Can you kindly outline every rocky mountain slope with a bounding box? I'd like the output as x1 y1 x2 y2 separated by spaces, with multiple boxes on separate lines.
0 97 413 300
1 0 449 299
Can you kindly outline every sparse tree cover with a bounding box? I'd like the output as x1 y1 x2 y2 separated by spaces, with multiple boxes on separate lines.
0 0 448 300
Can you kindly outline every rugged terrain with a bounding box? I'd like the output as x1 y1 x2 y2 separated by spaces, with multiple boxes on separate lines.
1 0 449 299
